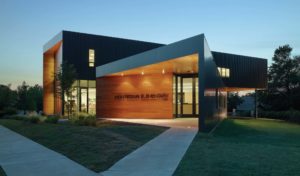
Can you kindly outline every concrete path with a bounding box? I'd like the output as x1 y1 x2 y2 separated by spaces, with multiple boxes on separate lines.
0 118 197 176
102 118 198 176
0 125 97 176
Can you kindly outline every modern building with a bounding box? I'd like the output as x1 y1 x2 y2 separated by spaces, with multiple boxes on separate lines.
43 31 267 130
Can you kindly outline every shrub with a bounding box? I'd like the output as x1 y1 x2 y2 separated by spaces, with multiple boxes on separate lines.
259 110 300 123
28 116 41 124
70 113 96 126
45 115 60 124
0 107 17 117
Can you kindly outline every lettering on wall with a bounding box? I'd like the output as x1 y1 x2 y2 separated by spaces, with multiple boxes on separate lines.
114 93 169 101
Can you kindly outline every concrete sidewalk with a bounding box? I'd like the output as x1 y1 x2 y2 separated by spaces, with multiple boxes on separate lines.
0 125 97 176
1 118 197 176
102 119 197 176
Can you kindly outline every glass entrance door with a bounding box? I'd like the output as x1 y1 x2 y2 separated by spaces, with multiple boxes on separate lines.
174 74 198 117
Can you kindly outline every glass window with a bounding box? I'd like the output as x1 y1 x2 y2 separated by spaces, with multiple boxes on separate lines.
88 88 96 114
173 76 176 115
217 67 230 78
80 80 88 87
80 88 88 112
89 62 94 67
221 68 226 77
217 67 221 75
225 68 230 78
89 49 95 67
88 80 96 88
72 80 79 87
195 78 199 114
182 78 193 115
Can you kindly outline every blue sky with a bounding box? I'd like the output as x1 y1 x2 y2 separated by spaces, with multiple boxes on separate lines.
0 0 299 88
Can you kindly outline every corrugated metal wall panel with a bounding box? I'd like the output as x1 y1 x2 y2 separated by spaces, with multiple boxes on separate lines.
212 51 267 89
62 31 164 80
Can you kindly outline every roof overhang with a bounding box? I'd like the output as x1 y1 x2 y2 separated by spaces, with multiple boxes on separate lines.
96 34 205 77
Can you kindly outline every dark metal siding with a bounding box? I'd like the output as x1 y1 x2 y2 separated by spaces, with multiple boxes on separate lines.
62 31 164 80
212 51 267 89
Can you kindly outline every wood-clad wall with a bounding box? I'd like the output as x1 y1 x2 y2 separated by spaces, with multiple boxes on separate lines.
43 53 55 115
96 73 173 119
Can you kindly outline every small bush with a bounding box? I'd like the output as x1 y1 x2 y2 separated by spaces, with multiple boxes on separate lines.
45 115 60 124
70 113 96 126
28 116 41 124
0 107 17 117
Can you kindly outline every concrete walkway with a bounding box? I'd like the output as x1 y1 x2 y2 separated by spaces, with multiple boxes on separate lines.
102 118 198 176
0 125 97 176
0 118 197 176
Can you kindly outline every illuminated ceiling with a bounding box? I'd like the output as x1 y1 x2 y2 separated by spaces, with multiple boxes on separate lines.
108 53 198 76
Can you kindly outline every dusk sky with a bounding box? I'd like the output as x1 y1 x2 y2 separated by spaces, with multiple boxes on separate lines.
1 0 299 89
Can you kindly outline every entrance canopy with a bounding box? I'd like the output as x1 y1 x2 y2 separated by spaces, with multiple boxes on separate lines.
106 53 198 77
96 34 205 77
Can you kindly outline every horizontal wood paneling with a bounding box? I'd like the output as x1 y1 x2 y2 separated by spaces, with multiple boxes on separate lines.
96 74 173 119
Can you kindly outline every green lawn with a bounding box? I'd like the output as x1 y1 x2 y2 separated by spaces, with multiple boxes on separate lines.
175 118 300 176
0 119 166 172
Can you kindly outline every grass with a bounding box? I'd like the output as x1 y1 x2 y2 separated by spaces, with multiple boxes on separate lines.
0 166 6 176
0 119 166 172
175 118 300 176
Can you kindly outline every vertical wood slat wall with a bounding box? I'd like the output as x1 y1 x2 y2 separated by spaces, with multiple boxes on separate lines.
43 53 55 115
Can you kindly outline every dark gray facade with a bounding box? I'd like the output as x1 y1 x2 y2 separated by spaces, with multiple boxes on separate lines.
62 31 163 80
212 51 267 89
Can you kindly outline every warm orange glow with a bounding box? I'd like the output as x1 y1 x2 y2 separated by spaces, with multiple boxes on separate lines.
108 53 198 76
96 73 173 119
43 53 55 115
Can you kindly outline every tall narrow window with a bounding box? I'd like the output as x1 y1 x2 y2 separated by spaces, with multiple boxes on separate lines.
89 49 95 67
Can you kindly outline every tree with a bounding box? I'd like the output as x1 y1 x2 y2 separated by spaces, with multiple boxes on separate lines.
261 45 300 111
16 82 43 113
27 85 43 112
16 81 30 114
55 61 77 117
227 92 244 112
0 84 17 110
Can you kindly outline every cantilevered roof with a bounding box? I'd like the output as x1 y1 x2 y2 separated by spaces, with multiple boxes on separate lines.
96 34 205 77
